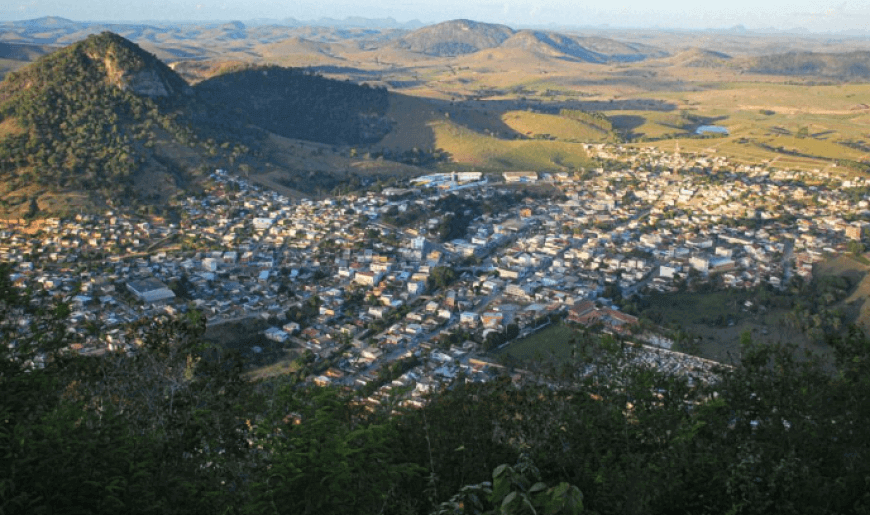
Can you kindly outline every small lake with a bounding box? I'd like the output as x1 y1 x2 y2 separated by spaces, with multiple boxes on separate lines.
696 125 729 135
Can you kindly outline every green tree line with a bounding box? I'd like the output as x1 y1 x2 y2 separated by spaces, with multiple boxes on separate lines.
3 259 870 514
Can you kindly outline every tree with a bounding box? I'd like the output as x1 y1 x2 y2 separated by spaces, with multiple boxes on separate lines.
0 269 246 514
25 196 39 219
428 266 458 290
245 387 422 515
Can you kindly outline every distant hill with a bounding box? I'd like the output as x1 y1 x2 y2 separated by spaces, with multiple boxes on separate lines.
501 31 604 61
747 51 870 80
0 42 57 62
283 16 424 30
394 19 515 56
392 20 666 62
0 41 58 81
0 17 669 66
667 48 732 67
500 31 665 63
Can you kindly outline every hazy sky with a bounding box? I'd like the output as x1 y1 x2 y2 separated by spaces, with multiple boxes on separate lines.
3 0 870 32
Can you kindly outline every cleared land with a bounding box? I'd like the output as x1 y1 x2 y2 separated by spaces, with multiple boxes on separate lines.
204 318 303 379
495 323 578 362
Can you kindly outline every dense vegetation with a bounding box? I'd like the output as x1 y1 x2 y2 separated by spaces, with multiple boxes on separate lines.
4 259 870 514
748 51 870 80
194 65 391 146
0 32 238 212
0 34 160 191
0 33 398 215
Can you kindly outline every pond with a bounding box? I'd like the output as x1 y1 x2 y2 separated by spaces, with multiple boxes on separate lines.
696 125 729 135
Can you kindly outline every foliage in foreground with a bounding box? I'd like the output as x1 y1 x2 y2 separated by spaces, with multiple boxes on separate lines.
3 263 870 514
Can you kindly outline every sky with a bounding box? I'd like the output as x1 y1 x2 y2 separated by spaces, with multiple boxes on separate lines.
2 0 870 33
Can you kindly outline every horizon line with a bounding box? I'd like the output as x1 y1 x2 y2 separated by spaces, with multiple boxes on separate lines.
1 15 869 37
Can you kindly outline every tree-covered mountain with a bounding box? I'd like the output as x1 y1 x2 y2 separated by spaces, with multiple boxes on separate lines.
0 32 396 217
0 32 236 215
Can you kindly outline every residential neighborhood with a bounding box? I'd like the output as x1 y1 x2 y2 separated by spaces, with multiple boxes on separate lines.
3 143 868 407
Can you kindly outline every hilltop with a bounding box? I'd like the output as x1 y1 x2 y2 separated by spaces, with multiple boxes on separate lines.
0 33 415 217
664 48 732 67
0 32 210 216
393 19 515 56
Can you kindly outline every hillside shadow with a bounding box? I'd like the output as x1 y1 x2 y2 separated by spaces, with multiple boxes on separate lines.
378 92 525 153
377 93 680 156
306 65 385 77
195 66 391 146
609 114 646 132
456 98 677 114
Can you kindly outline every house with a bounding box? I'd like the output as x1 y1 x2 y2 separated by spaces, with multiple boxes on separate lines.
264 327 289 343
355 271 382 287
568 300 637 334
126 278 175 305
503 171 539 183
460 312 480 326
481 311 505 329
369 306 388 319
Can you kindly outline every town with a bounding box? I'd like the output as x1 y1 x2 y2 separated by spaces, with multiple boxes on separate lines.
4 142 867 407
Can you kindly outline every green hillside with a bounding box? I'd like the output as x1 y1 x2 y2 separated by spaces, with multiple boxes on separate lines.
0 33 407 216
194 65 391 146
0 32 213 214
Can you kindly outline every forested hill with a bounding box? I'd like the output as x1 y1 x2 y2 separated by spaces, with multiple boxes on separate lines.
194 65 391 145
0 32 222 215
0 33 395 217
747 50 870 80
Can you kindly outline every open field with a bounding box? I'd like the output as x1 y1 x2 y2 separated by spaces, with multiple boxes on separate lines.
500 110 611 142
491 315 827 367
494 323 578 362
204 319 302 377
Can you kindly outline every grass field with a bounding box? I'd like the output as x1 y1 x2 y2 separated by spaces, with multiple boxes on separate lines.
494 323 578 362
500 110 611 142
643 290 766 326
429 119 594 169
204 318 302 377
613 81 870 173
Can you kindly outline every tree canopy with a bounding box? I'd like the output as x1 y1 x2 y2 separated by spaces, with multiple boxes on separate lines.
3 262 870 514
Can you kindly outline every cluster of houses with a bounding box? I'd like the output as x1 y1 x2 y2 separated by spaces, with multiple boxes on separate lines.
3 142 870 404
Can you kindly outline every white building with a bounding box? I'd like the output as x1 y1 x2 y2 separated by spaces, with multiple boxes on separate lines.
264 327 289 343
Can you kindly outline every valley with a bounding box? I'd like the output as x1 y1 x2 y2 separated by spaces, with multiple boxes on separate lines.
5 14 870 515
2 17 870 377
